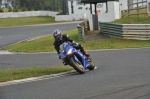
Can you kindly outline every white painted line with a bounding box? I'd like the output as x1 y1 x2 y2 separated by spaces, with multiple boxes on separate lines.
0 29 71 51
1 47 150 55
0 51 14 55
3 47 150 55
26 35 50 41
0 34 51 51
0 21 83 29
0 67 98 87
87 47 150 52
0 70 77 87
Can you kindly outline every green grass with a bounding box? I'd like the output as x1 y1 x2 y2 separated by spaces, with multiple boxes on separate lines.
82 38 150 49
0 16 55 28
0 66 73 82
113 8 150 24
113 16 150 24
4 29 78 52
4 29 150 53
121 8 147 17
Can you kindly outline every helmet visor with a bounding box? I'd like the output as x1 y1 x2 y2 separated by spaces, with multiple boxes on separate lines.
54 35 61 41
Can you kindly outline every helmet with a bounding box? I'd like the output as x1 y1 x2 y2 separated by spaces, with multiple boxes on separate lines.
53 29 62 41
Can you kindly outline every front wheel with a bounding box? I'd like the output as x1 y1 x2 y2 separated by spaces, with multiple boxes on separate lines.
69 57 85 74
87 58 95 70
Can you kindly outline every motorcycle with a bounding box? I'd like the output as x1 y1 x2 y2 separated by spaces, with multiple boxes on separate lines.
59 42 95 74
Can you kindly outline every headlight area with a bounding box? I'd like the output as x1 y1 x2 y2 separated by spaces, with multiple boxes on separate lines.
67 49 73 55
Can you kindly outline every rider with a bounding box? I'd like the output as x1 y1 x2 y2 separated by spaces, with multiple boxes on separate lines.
53 29 89 65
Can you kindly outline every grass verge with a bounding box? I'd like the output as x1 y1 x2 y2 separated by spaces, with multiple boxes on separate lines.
113 16 150 24
4 29 150 53
0 66 73 82
113 8 150 24
0 16 55 28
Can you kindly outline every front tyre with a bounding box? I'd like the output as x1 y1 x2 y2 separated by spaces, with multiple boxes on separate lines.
69 57 85 74
87 58 95 70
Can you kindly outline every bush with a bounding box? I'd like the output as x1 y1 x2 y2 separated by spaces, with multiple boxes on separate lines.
22 7 28 11
2 8 9 13
33 6 39 11
8 8 13 12
13 8 18 12
17 9 22 12
0 8 3 12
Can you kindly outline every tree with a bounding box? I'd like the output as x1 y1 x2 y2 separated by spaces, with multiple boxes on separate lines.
9 0 65 12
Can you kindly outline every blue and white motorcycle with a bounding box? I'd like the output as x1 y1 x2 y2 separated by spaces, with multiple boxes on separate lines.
59 42 95 74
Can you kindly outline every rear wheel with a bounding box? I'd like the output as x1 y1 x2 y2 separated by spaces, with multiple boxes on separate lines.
69 57 85 74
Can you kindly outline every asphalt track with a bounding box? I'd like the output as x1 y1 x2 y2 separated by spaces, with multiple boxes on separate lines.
0 23 150 99
0 22 80 49
0 48 150 99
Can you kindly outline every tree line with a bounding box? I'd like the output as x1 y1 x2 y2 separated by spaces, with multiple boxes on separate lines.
0 0 64 12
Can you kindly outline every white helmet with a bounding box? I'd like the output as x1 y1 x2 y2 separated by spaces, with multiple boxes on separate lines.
53 29 62 41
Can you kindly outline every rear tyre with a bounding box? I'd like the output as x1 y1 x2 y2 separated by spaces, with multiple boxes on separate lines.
69 57 85 74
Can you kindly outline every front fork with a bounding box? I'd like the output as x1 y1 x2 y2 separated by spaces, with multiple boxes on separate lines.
73 54 90 69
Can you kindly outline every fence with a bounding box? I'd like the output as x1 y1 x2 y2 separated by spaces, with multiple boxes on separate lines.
128 0 147 16
99 22 150 40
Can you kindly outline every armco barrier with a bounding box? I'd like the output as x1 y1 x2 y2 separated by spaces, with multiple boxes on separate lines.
122 24 150 40
99 22 150 40
99 22 123 38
